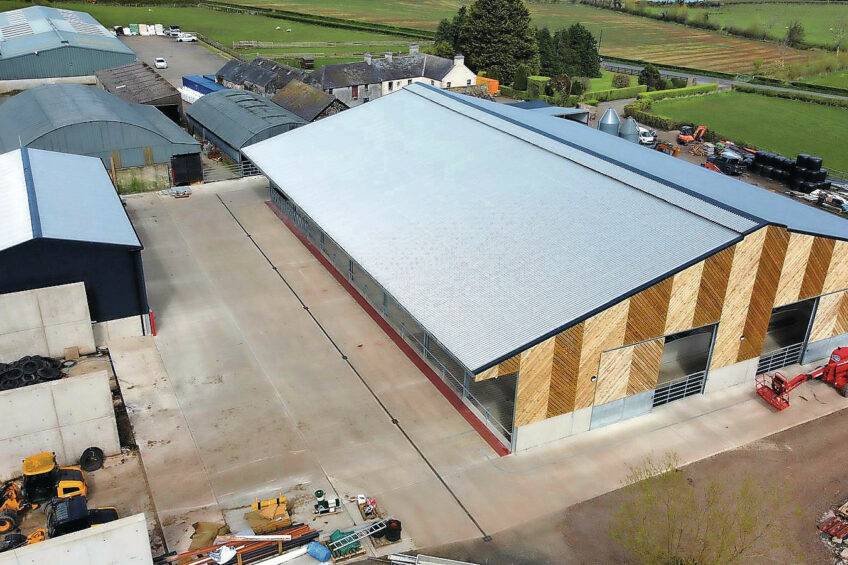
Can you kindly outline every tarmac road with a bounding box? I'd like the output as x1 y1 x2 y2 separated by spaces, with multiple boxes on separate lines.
120 35 228 88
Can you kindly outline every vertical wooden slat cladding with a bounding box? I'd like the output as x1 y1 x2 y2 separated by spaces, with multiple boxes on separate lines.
546 324 583 418
624 278 673 345
800 237 836 300
628 338 665 395
595 346 633 405
738 226 790 361
514 338 556 427
837 293 848 337
774 233 815 307
809 291 843 342
710 228 768 369
822 240 848 295
498 354 521 376
474 365 499 382
665 262 704 335
693 246 736 328
575 300 630 409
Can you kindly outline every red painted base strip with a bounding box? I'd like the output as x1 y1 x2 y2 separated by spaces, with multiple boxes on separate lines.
265 201 510 456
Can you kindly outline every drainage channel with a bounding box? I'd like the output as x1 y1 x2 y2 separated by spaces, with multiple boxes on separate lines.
216 195 490 541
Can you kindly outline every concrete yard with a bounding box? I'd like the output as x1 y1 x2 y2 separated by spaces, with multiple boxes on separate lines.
118 178 848 558
120 35 227 88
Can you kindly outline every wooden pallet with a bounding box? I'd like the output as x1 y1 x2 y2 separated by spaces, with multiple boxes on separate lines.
332 545 366 563
357 501 384 521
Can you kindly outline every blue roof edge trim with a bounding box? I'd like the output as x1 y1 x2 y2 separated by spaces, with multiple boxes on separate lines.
19 147 42 239
471 234 745 374
415 83 767 229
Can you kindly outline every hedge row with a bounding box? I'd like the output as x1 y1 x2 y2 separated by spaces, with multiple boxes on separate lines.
603 56 737 81
732 84 848 108
500 85 579 107
201 0 435 39
788 81 848 97
582 84 647 102
637 83 718 101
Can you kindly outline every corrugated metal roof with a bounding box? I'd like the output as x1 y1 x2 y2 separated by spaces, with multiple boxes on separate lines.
0 6 134 60
436 87 848 241
0 83 198 154
244 84 758 372
186 89 305 150
95 61 179 105
0 148 140 252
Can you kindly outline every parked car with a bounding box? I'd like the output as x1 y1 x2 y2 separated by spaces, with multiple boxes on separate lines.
705 151 745 175
165 25 181 37
154 57 168 69
637 126 656 146
175 33 198 42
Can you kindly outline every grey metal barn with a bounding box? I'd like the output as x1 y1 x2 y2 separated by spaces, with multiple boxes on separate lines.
0 83 200 173
0 6 136 80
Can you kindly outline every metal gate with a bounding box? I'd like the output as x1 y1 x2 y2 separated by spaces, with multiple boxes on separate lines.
757 342 805 375
201 160 262 183
652 370 707 407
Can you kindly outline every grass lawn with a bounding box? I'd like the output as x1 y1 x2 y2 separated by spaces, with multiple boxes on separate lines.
239 0 820 74
652 91 848 171
588 70 615 91
803 70 848 89
0 0 411 63
647 3 848 48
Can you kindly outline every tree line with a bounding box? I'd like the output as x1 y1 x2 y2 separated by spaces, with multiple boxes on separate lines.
430 0 601 90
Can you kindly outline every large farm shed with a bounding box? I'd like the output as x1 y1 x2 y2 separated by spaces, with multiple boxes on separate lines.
245 84 848 452
96 61 182 123
185 89 305 163
0 6 135 80
0 147 148 323
0 84 201 184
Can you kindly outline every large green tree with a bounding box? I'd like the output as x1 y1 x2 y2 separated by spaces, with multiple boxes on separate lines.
536 27 561 77
434 6 467 54
553 23 600 78
459 0 539 80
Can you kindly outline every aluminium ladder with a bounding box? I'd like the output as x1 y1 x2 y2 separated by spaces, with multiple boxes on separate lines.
328 520 388 552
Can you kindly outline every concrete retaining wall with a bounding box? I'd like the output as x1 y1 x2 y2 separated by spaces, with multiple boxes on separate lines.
0 283 96 364
0 513 152 565
0 369 119 481
93 315 146 349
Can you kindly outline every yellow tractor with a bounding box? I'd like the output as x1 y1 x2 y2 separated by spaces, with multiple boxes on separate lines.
0 453 88 533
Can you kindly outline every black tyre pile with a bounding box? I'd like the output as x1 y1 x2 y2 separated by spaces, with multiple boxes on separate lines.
749 152 830 194
0 355 67 391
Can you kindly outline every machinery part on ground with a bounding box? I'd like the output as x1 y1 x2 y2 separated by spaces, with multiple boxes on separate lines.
45 496 118 539
654 142 680 157
0 355 68 391
0 510 17 535
0 533 27 553
756 347 848 411
0 483 28 533
79 447 105 472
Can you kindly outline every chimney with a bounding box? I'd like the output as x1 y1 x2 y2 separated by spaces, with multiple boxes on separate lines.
364 52 372 65
409 43 419 55
384 51 393 62
453 54 464 66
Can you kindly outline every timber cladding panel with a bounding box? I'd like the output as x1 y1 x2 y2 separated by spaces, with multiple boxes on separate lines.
822 240 848 295
665 262 705 335
514 338 556 427
710 227 768 369
498 355 521 376
627 338 665 395
546 324 583 418
774 233 815 307
738 226 790 361
800 237 836 300
693 245 736 328
574 300 630 410
624 278 672 344
809 290 848 342
595 346 633 404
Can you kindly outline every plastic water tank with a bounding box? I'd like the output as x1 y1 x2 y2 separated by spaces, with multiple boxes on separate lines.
618 117 640 144
598 108 620 135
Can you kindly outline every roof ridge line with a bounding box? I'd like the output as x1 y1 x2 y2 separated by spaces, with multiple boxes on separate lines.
406 84 760 235
19 147 42 239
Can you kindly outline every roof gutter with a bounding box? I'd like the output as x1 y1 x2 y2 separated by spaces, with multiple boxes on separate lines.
20 146 42 238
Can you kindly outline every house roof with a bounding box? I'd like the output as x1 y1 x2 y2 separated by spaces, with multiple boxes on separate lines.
185 89 305 150
0 147 141 252
96 61 179 105
216 57 316 91
271 79 343 122
311 54 457 89
0 6 135 60
0 83 198 154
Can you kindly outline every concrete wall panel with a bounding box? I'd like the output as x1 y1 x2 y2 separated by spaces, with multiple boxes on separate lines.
0 291 41 334
0 514 152 565
0 328 49 362
0 370 119 481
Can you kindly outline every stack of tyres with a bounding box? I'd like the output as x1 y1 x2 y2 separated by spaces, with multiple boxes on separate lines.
0 355 68 391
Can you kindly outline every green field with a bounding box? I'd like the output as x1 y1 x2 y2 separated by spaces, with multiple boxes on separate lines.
237 0 822 75
652 91 848 171
0 1 411 64
803 70 848 89
588 70 616 90
646 3 848 48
